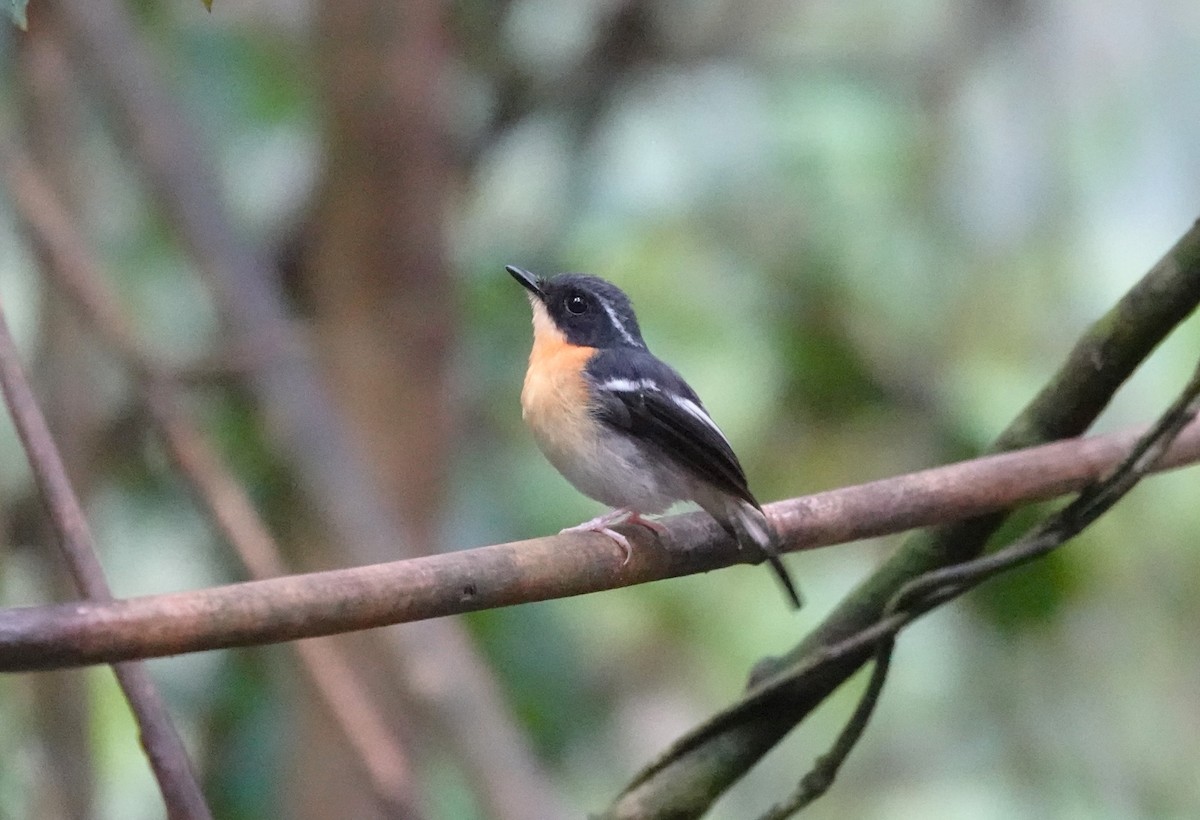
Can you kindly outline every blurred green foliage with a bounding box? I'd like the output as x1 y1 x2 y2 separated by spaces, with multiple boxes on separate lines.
2 1 1200 818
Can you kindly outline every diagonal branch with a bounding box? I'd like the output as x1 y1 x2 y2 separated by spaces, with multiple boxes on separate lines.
605 218 1200 819
1 132 421 816
0 417 1197 673
758 355 1200 817
148 388 423 818
0 303 210 819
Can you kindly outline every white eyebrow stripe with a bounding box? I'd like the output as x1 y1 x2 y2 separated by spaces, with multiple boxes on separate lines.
599 298 645 348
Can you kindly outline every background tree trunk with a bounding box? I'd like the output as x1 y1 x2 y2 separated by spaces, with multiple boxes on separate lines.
291 2 456 817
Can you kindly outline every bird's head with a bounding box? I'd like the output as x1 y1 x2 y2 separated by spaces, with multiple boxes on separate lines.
507 266 646 350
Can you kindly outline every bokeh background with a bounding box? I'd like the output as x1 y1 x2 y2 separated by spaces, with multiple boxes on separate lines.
2 0 1200 818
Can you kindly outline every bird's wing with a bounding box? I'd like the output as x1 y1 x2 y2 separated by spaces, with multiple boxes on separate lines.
586 349 757 506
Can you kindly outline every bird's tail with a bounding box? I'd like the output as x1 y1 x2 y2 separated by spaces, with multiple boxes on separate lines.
725 499 803 610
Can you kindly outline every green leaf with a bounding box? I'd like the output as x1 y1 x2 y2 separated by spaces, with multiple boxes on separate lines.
8 0 27 30
201 0 212 10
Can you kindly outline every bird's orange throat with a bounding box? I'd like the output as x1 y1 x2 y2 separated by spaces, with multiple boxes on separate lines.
521 299 597 454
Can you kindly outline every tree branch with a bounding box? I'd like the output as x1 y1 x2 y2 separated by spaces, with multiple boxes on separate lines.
759 355 1200 817
605 218 1200 819
0 303 210 818
0 417 1197 673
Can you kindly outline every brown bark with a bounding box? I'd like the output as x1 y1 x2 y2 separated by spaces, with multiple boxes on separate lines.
308 0 456 553
3 418 1198 673
291 3 459 818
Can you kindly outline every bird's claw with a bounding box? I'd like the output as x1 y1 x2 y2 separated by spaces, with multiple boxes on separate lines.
560 508 664 564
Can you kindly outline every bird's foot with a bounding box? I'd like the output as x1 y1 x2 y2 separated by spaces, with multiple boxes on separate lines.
560 508 664 564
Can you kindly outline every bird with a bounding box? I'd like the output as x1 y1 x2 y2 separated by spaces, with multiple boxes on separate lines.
507 264 801 608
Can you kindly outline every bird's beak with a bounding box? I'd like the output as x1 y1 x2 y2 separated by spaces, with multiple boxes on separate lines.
506 265 544 299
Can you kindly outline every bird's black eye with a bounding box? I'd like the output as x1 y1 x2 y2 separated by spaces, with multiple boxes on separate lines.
565 294 588 315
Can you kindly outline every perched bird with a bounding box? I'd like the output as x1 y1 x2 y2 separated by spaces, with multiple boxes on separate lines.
507 265 801 608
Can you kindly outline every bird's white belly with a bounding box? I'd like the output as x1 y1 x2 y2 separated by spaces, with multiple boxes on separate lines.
537 426 686 513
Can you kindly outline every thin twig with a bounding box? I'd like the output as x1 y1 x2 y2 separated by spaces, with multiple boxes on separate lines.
753 358 1200 818
0 304 211 819
770 644 894 818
